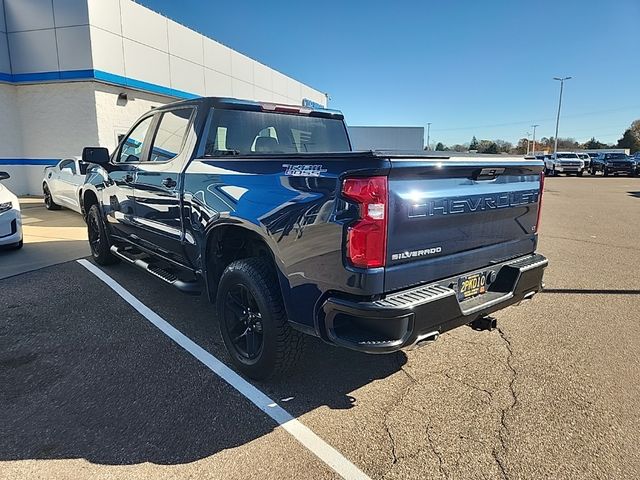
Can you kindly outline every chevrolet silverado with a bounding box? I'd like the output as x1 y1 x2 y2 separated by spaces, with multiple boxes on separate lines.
80 97 548 379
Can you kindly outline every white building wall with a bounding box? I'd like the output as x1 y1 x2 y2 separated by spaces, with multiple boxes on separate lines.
15 82 99 158
85 0 326 106
0 0 9 75
0 0 328 195
0 83 27 194
0 82 100 195
93 83 174 152
0 83 22 157
4 0 92 75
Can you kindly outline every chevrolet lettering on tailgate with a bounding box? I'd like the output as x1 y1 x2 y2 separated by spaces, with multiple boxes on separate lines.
408 190 539 218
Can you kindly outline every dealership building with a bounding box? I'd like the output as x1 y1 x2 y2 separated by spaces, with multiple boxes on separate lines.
0 0 327 195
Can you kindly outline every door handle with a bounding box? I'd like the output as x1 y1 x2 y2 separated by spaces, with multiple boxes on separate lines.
162 177 177 188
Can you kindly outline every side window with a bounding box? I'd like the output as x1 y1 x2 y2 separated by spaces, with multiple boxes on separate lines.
148 108 194 162
59 159 76 174
117 116 153 163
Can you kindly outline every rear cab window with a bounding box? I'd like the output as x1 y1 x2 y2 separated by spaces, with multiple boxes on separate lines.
204 109 351 156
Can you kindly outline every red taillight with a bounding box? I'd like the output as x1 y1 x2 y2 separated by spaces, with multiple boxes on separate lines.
342 176 388 268
535 171 545 232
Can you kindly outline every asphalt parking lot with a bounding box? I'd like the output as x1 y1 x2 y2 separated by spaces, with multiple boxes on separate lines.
1 177 639 479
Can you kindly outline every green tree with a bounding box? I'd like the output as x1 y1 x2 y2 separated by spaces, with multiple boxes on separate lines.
435 142 446 151
495 139 513 153
469 136 479 150
616 120 640 153
450 144 468 152
515 138 529 155
478 140 499 154
582 137 607 150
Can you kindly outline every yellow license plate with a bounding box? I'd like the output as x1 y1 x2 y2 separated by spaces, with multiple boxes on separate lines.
457 272 488 300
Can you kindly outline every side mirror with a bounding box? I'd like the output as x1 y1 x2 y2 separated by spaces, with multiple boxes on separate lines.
0 171 10 181
82 147 110 165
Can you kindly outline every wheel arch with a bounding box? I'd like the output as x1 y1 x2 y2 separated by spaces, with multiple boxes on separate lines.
81 188 100 218
203 223 286 305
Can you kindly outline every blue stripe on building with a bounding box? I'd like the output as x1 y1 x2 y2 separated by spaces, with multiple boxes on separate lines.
0 69 198 100
0 159 59 166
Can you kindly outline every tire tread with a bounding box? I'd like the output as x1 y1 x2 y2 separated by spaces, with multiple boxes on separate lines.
218 257 304 380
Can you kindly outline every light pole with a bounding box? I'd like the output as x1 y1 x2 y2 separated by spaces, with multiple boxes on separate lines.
426 122 432 150
526 132 531 155
553 77 572 156
531 124 539 155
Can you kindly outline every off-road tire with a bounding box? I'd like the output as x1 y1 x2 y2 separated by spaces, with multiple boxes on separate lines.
87 204 119 265
216 257 305 380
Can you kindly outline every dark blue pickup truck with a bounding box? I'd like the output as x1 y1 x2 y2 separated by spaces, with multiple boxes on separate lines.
80 97 548 379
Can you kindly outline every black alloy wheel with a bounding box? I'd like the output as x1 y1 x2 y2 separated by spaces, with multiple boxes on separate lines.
223 283 264 361
88 208 102 255
216 257 304 380
43 184 60 210
86 204 118 265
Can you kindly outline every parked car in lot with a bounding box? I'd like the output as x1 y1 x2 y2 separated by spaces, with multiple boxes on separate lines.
632 152 640 175
42 157 88 213
80 97 548 379
590 152 636 176
544 152 584 176
0 172 23 249
577 153 591 169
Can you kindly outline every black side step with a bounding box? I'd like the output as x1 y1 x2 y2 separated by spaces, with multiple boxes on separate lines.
110 246 201 295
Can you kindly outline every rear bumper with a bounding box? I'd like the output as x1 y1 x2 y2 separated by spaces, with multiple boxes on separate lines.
320 253 548 353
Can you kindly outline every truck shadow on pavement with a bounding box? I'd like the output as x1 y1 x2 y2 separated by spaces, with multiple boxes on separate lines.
0 260 406 466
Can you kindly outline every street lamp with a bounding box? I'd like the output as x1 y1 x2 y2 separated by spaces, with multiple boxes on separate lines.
526 132 531 155
426 122 432 150
531 124 539 155
552 77 572 156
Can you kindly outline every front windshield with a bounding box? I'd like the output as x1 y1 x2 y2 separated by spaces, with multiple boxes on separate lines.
604 153 627 159
557 153 579 159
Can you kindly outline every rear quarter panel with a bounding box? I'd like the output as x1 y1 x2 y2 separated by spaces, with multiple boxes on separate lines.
182 154 390 332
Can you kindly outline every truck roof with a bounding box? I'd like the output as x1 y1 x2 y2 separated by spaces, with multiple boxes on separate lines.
152 96 344 119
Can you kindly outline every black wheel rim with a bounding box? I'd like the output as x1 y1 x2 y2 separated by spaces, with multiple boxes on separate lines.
223 284 264 361
88 212 101 255
44 186 51 207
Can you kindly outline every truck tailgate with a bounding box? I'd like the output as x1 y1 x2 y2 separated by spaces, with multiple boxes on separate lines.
385 157 543 292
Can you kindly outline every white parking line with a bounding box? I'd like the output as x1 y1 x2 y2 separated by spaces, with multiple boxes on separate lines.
77 259 371 480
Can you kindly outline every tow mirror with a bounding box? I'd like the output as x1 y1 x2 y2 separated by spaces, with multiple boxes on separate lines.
0 171 10 181
82 147 110 165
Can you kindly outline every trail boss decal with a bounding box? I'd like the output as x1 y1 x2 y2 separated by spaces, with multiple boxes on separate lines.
283 164 327 177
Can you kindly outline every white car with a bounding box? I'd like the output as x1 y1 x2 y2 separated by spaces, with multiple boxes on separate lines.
0 171 23 249
42 157 87 213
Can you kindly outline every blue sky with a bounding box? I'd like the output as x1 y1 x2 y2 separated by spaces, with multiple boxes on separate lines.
139 0 639 147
